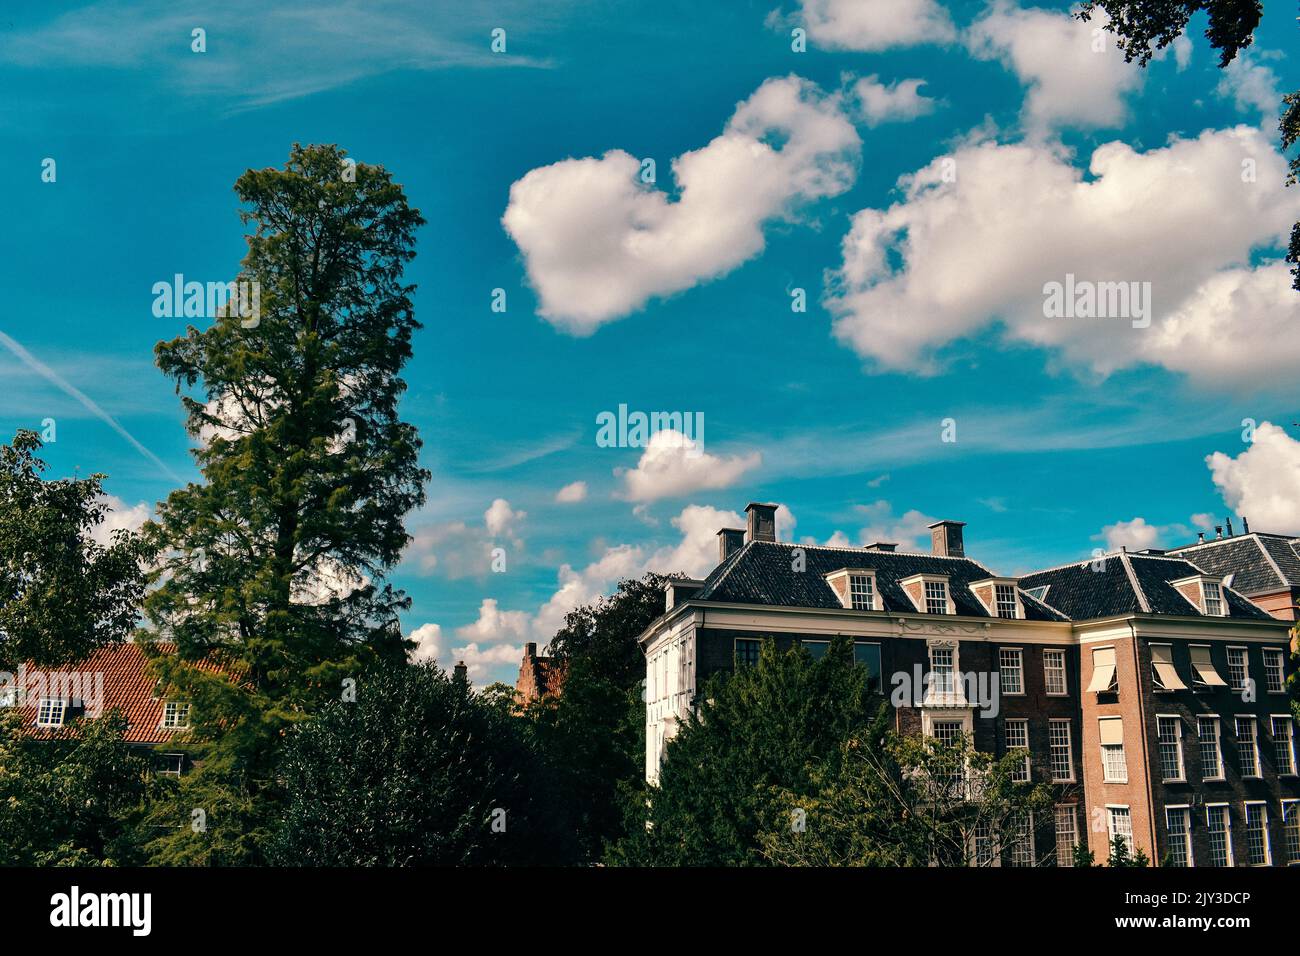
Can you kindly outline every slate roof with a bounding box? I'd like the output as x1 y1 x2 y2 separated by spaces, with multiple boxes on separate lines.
688 540 1068 621
1019 552 1274 622
1167 533 1300 595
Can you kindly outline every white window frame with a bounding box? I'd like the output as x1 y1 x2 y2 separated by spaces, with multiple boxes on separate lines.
1055 804 1078 867
1206 803 1233 867
924 579 950 615
36 696 67 728
1189 644 1227 690
1282 799 1300 866
1263 648 1286 695
925 641 963 705
1165 804 1193 867
1005 718 1031 782
1149 643 1186 692
1243 801 1271 866
162 700 191 730
1048 718 1074 782
1202 580 1225 617
999 647 1024 696
994 583 1020 620
157 752 185 778
1043 648 1067 696
1226 646 1250 694
1107 805 1133 854
1100 718 1127 783
1235 715 1261 778
1156 714 1186 783
848 573 876 610
1272 714 1297 776
1087 645 1118 694
1199 715 1225 780
1008 810 1035 867
826 569 879 612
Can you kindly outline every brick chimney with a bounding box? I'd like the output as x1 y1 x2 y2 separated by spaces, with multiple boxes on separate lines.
453 660 468 682
524 642 537 659
928 520 966 558
745 502 778 543
1242 516 1250 534
717 527 746 561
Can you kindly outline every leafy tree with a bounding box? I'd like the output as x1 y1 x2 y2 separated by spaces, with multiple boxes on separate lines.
759 728 1055 866
0 709 156 865
1077 0 1300 287
141 143 429 863
268 663 555 865
1074 841 1097 866
0 430 145 669
1106 834 1151 866
525 572 677 863
608 638 882 866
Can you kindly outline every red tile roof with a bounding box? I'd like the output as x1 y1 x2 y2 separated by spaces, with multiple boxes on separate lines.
9 641 225 744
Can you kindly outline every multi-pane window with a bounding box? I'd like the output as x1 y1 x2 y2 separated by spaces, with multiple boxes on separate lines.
929 647 955 697
734 638 760 667
999 648 1024 695
1199 716 1224 779
1054 805 1078 866
36 697 66 727
1227 648 1249 693
1274 716 1297 775
1165 806 1193 867
1100 718 1127 783
1244 803 1271 865
1236 717 1260 777
995 584 1018 619
1203 581 1224 616
1263 648 1286 695
1008 811 1034 867
853 642 883 693
849 574 875 610
1283 801 1300 865
1005 719 1030 782
1107 806 1133 853
1206 805 1233 866
932 719 966 796
1157 716 1185 781
1044 649 1067 695
972 820 995 866
924 580 949 615
1049 720 1074 782
162 701 191 730
157 752 184 778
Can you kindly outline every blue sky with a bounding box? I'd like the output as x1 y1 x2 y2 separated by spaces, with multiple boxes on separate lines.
4 0 1299 684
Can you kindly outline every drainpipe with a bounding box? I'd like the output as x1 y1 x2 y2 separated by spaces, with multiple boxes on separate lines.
1129 618 1159 863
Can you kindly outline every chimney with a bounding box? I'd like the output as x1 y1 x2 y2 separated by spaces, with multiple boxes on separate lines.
745 502 778 543
524 642 537 660
717 527 746 561
866 541 898 552
1197 532 1206 544
453 661 468 682
928 520 966 558
1242 516 1250 535
1225 516 1234 537
1215 526 1223 540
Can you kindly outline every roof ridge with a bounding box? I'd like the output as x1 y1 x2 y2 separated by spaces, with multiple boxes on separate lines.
1118 551 1151 613
758 539 989 564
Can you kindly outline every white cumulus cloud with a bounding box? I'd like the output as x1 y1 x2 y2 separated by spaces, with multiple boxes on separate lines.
555 480 588 503
617 429 761 503
789 0 957 51
406 622 443 664
1206 422 1300 534
852 75 938 127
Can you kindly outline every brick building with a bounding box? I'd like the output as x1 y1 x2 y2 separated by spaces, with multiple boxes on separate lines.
638 502 1299 866
1167 523 1300 621
515 641 565 705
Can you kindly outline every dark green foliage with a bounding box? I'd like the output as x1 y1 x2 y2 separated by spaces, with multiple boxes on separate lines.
1074 841 1097 867
1107 834 1151 866
0 709 156 866
0 430 146 669
268 663 554 865
1077 0 1261 67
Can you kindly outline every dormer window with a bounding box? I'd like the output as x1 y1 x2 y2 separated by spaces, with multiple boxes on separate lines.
1203 581 1224 617
1169 574 1228 617
995 584 1018 619
825 569 879 611
900 573 954 615
971 578 1022 619
924 580 949 614
162 701 191 730
36 697 67 727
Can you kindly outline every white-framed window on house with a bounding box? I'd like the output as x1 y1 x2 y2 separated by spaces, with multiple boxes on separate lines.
157 752 185 778
1100 717 1127 783
1157 715 1186 782
1199 716 1225 780
924 579 950 615
1283 800 1300 865
1008 811 1035 867
1226 647 1249 694
1005 719 1030 782
162 700 191 730
1206 804 1233 866
1273 715 1297 775
1166 805 1193 867
848 573 876 610
1236 716 1261 778
1044 649 1067 696
734 638 760 668
1263 648 1286 695
930 718 967 797
1107 806 1133 854
1150 644 1186 691
36 697 67 728
994 584 1019 619
1244 802 1271 866
929 645 956 700
1202 580 1225 617
972 819 996 866
1054 805 1078 866
1087 646 1118 694
1049 719 1074 782
999 648 1024 696
1189 645 1227 689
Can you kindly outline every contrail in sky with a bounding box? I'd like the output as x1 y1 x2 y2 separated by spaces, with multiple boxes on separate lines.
0 329 186 485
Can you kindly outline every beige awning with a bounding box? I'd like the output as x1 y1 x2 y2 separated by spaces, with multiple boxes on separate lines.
1151 644 1187 691
1189 646 1227 687
1087 646 1117 693
1099 717 1124 746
